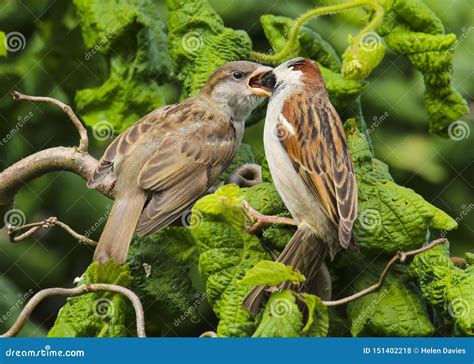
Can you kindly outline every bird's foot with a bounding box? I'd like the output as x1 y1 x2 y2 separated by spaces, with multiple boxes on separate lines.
242 200 296 233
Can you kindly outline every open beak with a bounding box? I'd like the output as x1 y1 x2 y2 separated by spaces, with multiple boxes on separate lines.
247 66 274 97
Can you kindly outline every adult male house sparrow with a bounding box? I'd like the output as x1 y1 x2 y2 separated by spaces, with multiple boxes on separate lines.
243 58 358 313
89 61 273 264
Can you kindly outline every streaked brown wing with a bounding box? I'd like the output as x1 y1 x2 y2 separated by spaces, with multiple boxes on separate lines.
135 113 238 235
87 107 170 188
279 94 357 248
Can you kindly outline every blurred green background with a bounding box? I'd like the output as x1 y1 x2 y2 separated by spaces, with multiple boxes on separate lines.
0 0 472 336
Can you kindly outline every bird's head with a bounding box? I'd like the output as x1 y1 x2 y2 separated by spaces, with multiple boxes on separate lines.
250 57 327 97
201 61 273 121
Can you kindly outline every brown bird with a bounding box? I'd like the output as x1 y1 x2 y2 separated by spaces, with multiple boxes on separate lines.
89 61 273 264
243 58 358 313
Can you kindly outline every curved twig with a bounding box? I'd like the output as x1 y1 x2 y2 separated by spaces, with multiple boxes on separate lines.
322 238 446 306
1 283 146 338
199 331 217 338
8 216 97 246
11 91 88 153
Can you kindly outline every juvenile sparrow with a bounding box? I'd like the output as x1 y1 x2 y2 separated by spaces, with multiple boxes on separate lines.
243 58 358 313
89 61 273 264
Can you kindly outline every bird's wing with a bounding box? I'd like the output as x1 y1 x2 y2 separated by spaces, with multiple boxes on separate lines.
87 106 174 188
279 94 357 248
135 109 238 235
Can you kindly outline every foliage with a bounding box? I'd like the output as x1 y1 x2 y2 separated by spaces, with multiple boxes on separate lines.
0 0 471 338
408 245 474 335
48 261 132 337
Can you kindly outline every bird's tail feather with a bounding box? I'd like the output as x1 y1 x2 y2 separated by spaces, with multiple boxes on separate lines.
93 191 147 264
243 225 327 315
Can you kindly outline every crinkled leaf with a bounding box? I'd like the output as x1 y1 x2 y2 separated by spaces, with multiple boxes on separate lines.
252 290 303 337
408 244 474 335
377 0 468 135
48 260 132 337
127 227 206 336
347 269 434 337
345 119 457 254
239 260 305 287
341 33 386 80
166 0 251 97
74 0 172 132
259 14 366 109
299 293 329 337
191 184 268 337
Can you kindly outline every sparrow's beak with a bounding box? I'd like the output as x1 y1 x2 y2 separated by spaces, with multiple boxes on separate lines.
248 66 274 97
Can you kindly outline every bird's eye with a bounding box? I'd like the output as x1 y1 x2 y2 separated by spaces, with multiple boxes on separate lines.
232 71 244 80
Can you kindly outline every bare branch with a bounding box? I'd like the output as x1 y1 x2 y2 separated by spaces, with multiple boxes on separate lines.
8 216 97 246
11 91 88 153
225 163 262 187
1 283 146 338
199 331 217 338
0 146 115 228
322 238 447 306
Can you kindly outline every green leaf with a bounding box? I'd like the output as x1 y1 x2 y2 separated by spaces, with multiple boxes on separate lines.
377 0 469 135
191 184 269 337
298 293 329 337
74 0 173 132
252 290 303 337
127 227 206 336
0 32 6 57
341 33 386 80
48 260 132 337
347 269 434 337
259 14 366 110
166 0 252 97
345 119 457 254
239 260 305 287
408 244 474 336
